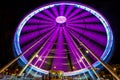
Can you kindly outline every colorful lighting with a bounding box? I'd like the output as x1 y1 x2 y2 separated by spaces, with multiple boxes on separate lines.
13 2 113 76
56 16 67 24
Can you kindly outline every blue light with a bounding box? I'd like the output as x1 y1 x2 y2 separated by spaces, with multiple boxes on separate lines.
14 2 113 76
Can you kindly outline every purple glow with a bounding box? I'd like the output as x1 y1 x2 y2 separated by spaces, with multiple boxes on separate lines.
56 16 67 23
14 2 113 76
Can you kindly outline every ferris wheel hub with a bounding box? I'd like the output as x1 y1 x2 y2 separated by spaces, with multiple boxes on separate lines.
56 16 67 24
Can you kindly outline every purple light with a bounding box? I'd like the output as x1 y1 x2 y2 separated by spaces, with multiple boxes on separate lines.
56 16 67 23
13 2 113 76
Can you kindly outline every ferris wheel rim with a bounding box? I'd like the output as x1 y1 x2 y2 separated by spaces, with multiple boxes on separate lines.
13 2 113 76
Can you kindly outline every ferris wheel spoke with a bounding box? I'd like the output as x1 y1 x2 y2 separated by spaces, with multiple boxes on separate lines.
63 27 84 70
42 9 56 20
43 46 57 70
66 25 106 48
62 33 75 71
35 13 54 22
68 29 104 59
64 27 100 78
21 25 54 36
51 5 59 17
67 21 101 30
21 27 57 60
20 27 55 46
57 28 77 71
59 5 65 16
68 24 107 46
67 15 100 24
81 16 100 22
37 27 60 69
69 31 99 64
68 31 97 64
18 27 59 76
67 11 91 22
65 26 104 58
68 23 106 34
64 5 74 17
32 16 53 23
26 17 54 25
43 9 56 19
67 8 83 20
48 7 57 18
21 24 54 34
26 19 54 25
67 9 85 21
25 21 53 26
65 27 95 65
49 28 65 71
68 20 101 24
69 27 119 79
68 14 93 23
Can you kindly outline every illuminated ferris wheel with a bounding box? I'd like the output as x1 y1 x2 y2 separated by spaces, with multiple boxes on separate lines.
1 1 117 79
13 2 114 77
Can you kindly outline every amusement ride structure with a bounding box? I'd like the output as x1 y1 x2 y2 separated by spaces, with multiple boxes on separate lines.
0 2 119 80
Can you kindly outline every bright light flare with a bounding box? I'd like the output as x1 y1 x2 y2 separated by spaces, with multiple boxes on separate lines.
56 16 67 23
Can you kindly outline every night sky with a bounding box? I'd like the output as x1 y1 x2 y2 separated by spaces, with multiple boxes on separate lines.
0 0 120 69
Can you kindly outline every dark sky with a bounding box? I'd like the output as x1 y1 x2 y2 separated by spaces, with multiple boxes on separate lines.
0 0 120 68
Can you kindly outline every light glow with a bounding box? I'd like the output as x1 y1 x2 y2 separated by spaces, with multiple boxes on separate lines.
56 16 67 23
13 2 113 76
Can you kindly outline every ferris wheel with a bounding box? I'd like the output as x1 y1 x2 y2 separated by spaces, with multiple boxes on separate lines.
12 2 114 78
